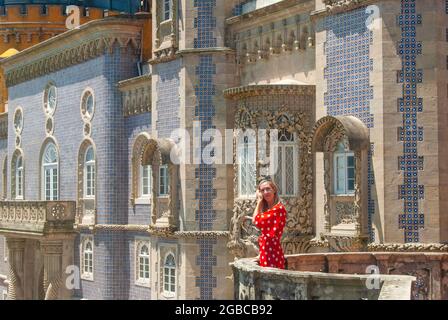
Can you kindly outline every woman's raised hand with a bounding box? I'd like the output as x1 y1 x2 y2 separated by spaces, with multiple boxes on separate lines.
256 189 263 204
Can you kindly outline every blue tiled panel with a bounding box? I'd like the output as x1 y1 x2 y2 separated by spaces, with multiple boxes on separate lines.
7 43 140 299
396 0 424 243
195 239 217 300
126 113 151 226
193 0 217 48
323 7 375 239
155 60 180 139
323 8 374 127
193 0 218 298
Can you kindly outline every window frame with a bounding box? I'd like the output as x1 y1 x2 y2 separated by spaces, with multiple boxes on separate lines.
84 146 95 199
162 0 172 22
136 165 152 204
15 155 23 200
135 239 151 287
159 165 169 197
162 252 176 297
237 134 256 198
333 144 355 196
42 143 59 201
275 131 299 197
81 237 94 281
43 83 57 116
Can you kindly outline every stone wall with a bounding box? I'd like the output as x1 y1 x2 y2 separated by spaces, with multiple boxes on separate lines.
286 252 448 300
232 257 415 300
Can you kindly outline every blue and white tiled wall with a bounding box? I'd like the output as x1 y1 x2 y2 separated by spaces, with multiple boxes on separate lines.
193 0 218 300
396 0 424 243
322 7 375 240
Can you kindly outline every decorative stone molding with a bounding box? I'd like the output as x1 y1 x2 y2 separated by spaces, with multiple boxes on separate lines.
6 238 25 300
0 201 76 236
368 243 448 253
142 138 179 230
1 17 145 87
118 74 152 117
130 133 151 207
151 0 179 65
312 116 370 252
227 86 315 258
0 112 7 139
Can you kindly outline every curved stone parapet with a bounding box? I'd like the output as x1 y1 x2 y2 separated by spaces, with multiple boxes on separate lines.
231 256 415 300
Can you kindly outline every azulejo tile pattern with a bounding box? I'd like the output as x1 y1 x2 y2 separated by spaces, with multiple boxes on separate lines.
155 60 181 139
193 0 218 300
323 7 375 239
396 0 424 243
194 0 217 49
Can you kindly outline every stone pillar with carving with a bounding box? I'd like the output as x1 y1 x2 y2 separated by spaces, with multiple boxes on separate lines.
6 238 25 300
41 240 63 300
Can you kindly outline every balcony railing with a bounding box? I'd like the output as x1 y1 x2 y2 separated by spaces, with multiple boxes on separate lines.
0 201 76 236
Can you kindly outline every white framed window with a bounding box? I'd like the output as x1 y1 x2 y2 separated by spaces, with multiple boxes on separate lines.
333 142 355 195
81 237 94 281
237 134 256 198
274 130 298 196
84 146 95 198
140 165 152 198
15 155 23 200
42 143 58 201
159 165 169 196
43 83 57 116
135 240 150 287
80 89 95 120
162 0 171 21
163 253 176 297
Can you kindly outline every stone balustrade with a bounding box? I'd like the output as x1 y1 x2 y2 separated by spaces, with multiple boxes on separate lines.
232 257 416 300
0 201 76 237
118 74 151 117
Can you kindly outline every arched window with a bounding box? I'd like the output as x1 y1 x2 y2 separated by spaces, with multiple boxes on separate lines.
84 146 95 198
137 244 150 285
81 238 94 280
333 142 355 195
163 253 176 296
2 156 7 200
43 84 57 115
274 129 298 196
42 143 58 200
237 133 256 197
15 156 23 199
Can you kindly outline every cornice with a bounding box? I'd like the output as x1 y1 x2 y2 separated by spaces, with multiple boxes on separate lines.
223 84 315 100
1 15 145 87
117 74 152 90
311 0 378 20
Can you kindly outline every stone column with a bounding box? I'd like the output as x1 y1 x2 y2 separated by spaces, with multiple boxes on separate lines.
6 238 25 300
41 240 63 300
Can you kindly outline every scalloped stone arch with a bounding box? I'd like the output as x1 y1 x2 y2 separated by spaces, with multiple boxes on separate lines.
131 132 151 205
77 138 97 225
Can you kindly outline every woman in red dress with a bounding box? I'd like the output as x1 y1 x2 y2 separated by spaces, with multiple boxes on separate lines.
252 179 287 269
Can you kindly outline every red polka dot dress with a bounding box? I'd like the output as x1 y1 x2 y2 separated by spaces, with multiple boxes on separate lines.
253 202 287 269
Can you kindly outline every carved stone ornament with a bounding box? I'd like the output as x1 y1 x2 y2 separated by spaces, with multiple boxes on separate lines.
229 104 314 258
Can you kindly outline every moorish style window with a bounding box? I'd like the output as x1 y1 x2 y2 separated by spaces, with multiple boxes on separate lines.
84 146 95 198
163 253 176 296
81 237 94 280
333 142 355 195
42 143 59 201
237 134 256 198
274 129 298 196
81 89 95 120
15 155 23 199
136 241 150 287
